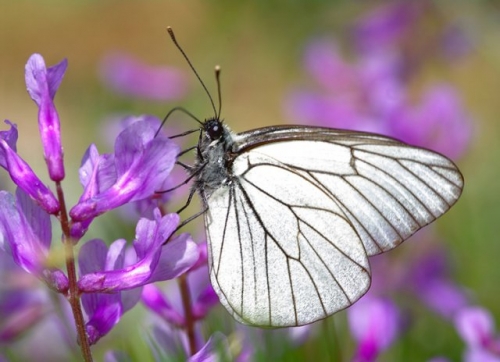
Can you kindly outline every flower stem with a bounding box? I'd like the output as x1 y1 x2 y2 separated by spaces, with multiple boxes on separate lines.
178 274 196 356
324 318 341 361
56 181 93 362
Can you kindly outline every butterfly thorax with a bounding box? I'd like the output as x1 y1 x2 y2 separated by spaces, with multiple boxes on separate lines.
193 118 236 201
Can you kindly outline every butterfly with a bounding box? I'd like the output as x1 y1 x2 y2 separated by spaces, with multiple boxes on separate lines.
163 27 464 328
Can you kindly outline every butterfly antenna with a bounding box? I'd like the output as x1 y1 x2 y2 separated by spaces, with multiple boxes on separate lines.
167 26 218 118
215 65 222 119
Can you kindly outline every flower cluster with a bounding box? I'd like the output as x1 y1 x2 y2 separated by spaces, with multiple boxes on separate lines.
285 2 480 361
99 52 188 101
140 242 221 358
286 2 472 160
0 54 208 360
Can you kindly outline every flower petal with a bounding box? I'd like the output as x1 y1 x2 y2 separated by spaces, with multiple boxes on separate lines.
0 302 48 342
70 120 179 221
148 233 199 282
142 284 185 327
0 124 59 214
100 52 188 101
455 306 495 348
25 54 67 102
25 54 67 181
304 40 357 93
348 296 401 361
78 144 117 198
84 293 123 345
0 120 18 161
188 332 231 362
391 84 471 159
78 212 193 292
78 239 108 275
352 2 420 53
464 348 500 362
0 190 51 275
192 285 219 321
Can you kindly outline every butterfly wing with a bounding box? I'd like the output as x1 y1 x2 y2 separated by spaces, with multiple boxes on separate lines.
205 126 463 327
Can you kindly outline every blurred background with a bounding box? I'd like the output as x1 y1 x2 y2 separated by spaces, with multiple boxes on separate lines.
1 1 500 361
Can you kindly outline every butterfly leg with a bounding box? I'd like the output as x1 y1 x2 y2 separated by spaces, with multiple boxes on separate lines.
155 106 203 137
196 130 204 162
155 162 207 194
176 161 194 172
165 204 209 243
165 189 210 241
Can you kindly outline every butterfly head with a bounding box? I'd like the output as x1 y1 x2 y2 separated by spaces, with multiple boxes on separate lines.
203 117 224 141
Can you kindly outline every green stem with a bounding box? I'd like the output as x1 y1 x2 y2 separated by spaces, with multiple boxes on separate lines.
178 274 197 356
56 181 93 362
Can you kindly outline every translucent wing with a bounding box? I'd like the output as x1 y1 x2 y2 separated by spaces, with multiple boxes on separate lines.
205 127 463 327
206 167 371 327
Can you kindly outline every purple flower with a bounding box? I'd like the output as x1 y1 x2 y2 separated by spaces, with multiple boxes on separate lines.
302 40 358 94
141 241 221 359
0 251 49 342
188 332 231 362
455 306 500 361
286 41 405 132
191 283 219 321
391 84 472 159
353 2 474 62
79 239 134 345
0 302 47 342
142 284 185 327
25 54 67 182
142 243 219 327
149 324 231 361
0 52 200 357
352 2 422 53
348 296 401 362
366 230 469 323
69 118 179 230
0 188 68 290
407 246 468 319
99 114 186 220
78 210 197 344
78 210 197 293
83 290 125 346
149 321 201 360
100 52 188 101
0 121 59 214
286 39 472 159
189 242 208 272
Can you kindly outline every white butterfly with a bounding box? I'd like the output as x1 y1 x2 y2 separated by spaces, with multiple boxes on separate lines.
164 27 464 328
194 122 463 327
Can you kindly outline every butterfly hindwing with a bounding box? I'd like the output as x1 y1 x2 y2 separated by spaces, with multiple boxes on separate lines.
206 161 371 327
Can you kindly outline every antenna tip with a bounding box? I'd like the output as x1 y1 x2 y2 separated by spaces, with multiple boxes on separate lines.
215 65 221 72
167 26 175 38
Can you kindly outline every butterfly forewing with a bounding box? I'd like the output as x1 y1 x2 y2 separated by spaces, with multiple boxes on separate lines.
204 126 463 327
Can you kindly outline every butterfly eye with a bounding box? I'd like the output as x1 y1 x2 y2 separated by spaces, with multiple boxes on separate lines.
205 118 223 140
